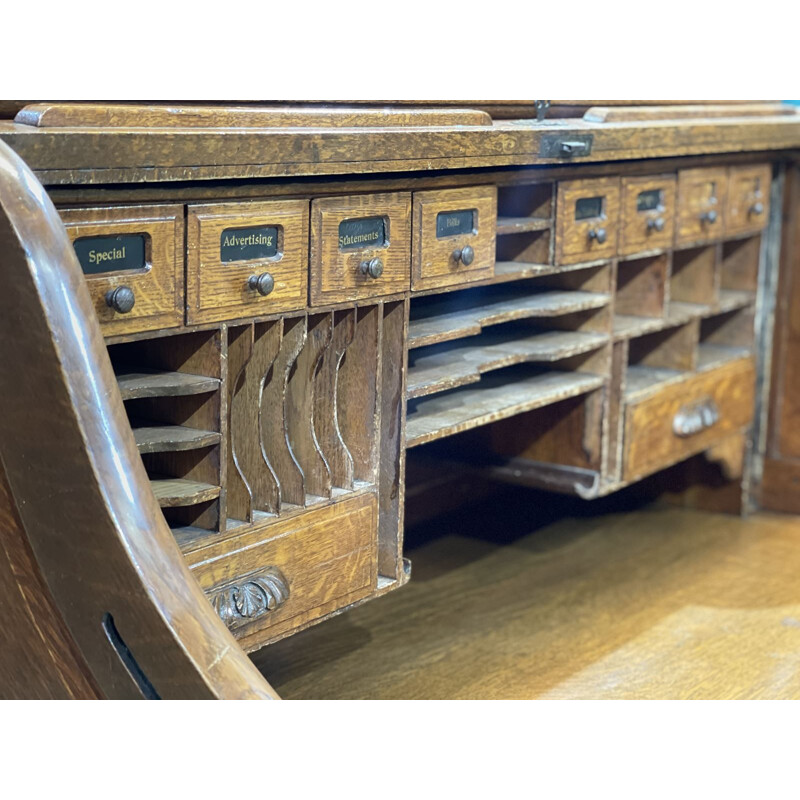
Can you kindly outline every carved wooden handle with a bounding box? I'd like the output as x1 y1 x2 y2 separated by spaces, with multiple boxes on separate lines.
673 398 720 438
210 567 290 630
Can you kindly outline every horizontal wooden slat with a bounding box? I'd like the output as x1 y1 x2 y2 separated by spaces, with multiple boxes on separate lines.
150 477 221 507
584 103 796 123
496 216 552 235
132 424 221 454
406 370 605 448
116 369 220 400
408 330 608 399
409 290 609 349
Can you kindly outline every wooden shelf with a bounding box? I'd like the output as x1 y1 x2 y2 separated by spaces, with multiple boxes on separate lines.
117 369 220 400
132 424 221 454
406 369 605 448
150 477 221 507
409 290 610 349
408 330 608 399
696 343 752 372
496 216 551 235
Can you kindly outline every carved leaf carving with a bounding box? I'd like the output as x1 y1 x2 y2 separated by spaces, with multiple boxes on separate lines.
209 567 290 630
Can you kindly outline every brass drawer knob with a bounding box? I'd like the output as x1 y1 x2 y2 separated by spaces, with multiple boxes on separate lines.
588 227 607 244
105 286 135 314
700 209 718 224
750 201 765 216
647 217 665 232
360 257 384 279
452 245 475 266
248 272 275 296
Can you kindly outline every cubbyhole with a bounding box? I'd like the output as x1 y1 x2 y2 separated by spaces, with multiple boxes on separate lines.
698 307 755 369
615 254 668 318
495 228 551 265
670 245 718 306
720 234 760 293
497 182 553 220
626 321 699 399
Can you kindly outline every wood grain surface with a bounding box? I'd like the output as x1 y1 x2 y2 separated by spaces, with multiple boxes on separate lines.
253 492 800 699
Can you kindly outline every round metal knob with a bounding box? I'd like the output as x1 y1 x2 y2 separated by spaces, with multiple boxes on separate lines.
248 272 275 296
701 209 718 224
589 227 607 244
750 201 764 216
105 286 135 314
647 217 665 233
452 245 475 266
360 258 384 279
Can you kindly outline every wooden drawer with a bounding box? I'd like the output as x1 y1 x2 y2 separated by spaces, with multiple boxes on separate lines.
186 492 377 648
555 177 620 265
726 164 771 236
186 200 308 324
623 357 755 481
411 186 497 291
675 167 728 245
310 192 411 304
61 205 183 336
619 174 676 256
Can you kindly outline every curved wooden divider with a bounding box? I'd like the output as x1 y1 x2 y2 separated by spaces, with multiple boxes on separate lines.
0 140 278 699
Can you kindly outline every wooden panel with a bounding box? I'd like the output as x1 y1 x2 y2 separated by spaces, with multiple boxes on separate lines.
310 192 411 304
675 167 728 245
584 103 795 123
186 492 377 649
186 199 309 324
619 174 676 255
670 245 719 305
615 254 668 317
60 205 183 335
411 186 497 291
555 177 620 265
623 357 755 481
725 164 771 236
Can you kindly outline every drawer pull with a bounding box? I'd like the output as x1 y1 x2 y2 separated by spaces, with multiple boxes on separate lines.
452 244 475 266
210 566 290 630
700 209 718 225
105 285 136 314
360 257 384 279
647 217 665 233
750 201 764 216
673 398 720 438
248 272 275 296
588 227 607 244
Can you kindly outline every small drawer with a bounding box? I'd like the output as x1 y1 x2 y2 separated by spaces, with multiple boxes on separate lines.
310 192 411 305
60 205 183 336
675 167 728 245
619 174 676 256
186 492 377 648
186 200 309 324
623 357 755 481
725 164 771 236
555 177 620 265
411 186 497 291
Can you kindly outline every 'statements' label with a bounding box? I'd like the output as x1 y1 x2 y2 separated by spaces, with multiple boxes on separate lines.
220 225 279 262
73 234 147 275
338 217 386 250
436 209 476 238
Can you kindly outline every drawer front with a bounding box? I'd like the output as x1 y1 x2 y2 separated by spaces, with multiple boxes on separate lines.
675 167 728 245
619 174 676 256
187 492 377 648
726 164 771 236
310 192 411 304
411 186 497 291
623 357 755 481
61 205 183 336
555 177 620 265
186 200 309 324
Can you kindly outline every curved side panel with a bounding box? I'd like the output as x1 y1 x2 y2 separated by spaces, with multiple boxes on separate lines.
0 141 277 699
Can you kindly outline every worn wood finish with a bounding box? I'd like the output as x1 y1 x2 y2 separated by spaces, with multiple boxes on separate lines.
186 492 377 650
256 500 800 700
615 254 669 318
555 177 620 265
411 186 497 291
187 199 309 325
60 205 184 335
310 192 411 305
15 103 494 129
0 139 276 699
725 164 772 237
624 357 755 481
675 167 728 245
619 174 676 256
584 103 796 123
670 244 719 305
